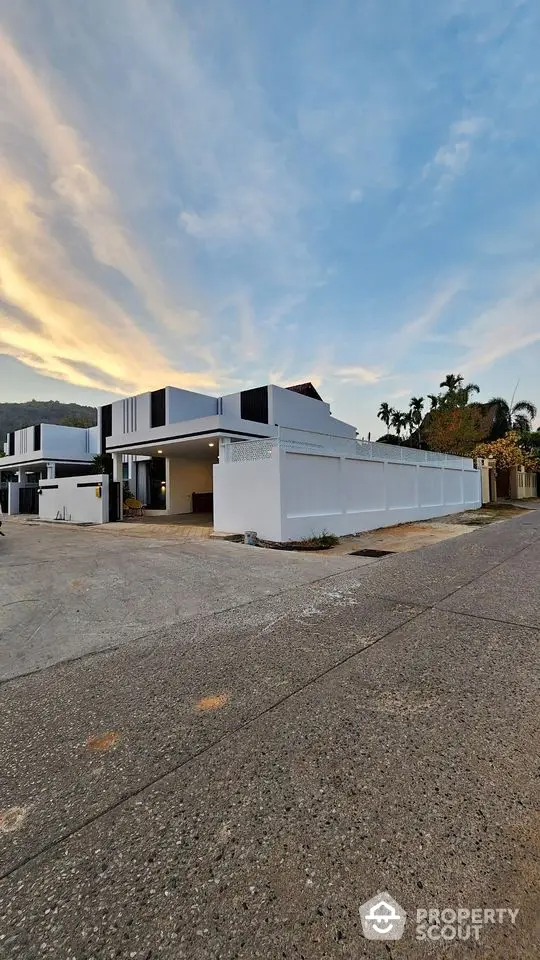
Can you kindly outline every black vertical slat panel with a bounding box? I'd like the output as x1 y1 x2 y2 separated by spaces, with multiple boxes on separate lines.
101 404 112 453
151 389 166 427
240 386 269 424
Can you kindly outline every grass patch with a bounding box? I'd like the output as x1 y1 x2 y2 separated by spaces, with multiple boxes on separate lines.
257 529 340 551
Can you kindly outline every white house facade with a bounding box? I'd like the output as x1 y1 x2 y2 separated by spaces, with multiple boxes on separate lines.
1 382 482 534
100 382 357 517
0 424 101 517
1 423 100 480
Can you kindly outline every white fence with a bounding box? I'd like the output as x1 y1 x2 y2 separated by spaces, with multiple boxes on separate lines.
214 438 481 541
39 474 109 524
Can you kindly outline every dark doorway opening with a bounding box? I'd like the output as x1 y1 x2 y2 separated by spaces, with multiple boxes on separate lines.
496 469 510 499
19 486 39 514
109 481 121 521
148 457 166 509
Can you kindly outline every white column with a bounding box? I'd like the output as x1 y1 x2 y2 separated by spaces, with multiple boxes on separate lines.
8 482 20 515
46 462 56 480
112 452 122 483
219 437 231 461
16 468 24 483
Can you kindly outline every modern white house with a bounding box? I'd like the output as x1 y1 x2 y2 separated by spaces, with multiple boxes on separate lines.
1 381 482 534
100 382 356 517
1 423 100 480
100 382 481 536
0 423 101 517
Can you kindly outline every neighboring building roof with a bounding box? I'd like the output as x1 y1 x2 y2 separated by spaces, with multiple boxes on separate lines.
286 382 324 402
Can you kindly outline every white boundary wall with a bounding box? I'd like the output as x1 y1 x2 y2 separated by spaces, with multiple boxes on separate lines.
214 438 482 541
39 474 109 524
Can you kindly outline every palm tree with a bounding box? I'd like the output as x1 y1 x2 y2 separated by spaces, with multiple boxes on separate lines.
455 382 480 407
427 394 439 411
439 373 464 392
409 396 424 446
403 409 417 445
513 413 532 434
391 409 407 437
377 402 393 431
487 397 538 438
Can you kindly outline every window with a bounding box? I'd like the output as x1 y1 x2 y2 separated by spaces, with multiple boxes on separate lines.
8 432 15 456
151 389 166 427
33 424 41 451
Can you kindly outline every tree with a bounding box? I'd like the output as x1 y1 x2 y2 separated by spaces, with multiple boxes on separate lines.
487 397 537 439
455 382 480 407
423 405 486 457
61 413 97 428
92 453 113 475
377 402 393 431
438 374 479 410
391 409 408 437
427 394 439 411
409 396 424 446
439 373 464 392
474 431 538 471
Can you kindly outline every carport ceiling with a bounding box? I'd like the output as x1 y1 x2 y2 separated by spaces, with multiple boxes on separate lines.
126 436 220 461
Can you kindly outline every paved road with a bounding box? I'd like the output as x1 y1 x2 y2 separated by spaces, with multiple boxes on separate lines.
1 512 539 958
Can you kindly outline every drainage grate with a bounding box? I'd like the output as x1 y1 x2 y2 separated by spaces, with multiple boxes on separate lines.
349 548 396 557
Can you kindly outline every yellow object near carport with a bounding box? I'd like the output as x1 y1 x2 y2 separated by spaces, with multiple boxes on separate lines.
123 497 144 517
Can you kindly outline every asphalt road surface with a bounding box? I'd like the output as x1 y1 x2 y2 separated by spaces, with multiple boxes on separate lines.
1 511 539 958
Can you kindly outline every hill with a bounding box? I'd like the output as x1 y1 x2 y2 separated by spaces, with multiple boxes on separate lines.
0 401 97 445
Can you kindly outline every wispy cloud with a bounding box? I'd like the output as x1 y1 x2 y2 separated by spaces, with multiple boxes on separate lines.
423 117 488 191
397 280 465 341
333 365 385 385
0 0 539 433
456 271 540 372
0 169 218 393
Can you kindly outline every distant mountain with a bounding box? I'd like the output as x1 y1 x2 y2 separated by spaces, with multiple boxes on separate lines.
0 401 97 445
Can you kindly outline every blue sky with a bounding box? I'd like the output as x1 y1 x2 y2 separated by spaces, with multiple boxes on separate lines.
1 0 539 438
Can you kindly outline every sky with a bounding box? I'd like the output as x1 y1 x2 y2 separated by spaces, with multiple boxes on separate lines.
1 0 539 439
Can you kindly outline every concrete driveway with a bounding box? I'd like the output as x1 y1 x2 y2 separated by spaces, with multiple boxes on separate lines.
0 520 373 680
1 510 539 958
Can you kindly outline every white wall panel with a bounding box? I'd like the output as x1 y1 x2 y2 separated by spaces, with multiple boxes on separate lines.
386 462 417 509
418 466 443 507
443 469 463 505
343 458 385 512
283 453 341 518
39 474 109 524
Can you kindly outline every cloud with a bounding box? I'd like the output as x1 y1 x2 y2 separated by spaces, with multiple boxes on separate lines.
0 28 204 344
455 271 540 372
423 117 488 190
334 365 384 385
397 280 464 341
0 168 218 394
0 0 538 429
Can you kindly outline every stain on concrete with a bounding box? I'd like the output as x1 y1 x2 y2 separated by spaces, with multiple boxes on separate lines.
196 693 229 712
0 806 28 834
86 731 121 752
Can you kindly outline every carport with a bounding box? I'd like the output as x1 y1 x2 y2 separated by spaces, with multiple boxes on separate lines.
108 434 220 523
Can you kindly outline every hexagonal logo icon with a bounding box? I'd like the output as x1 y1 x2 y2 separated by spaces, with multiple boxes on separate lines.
359 891 406 940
